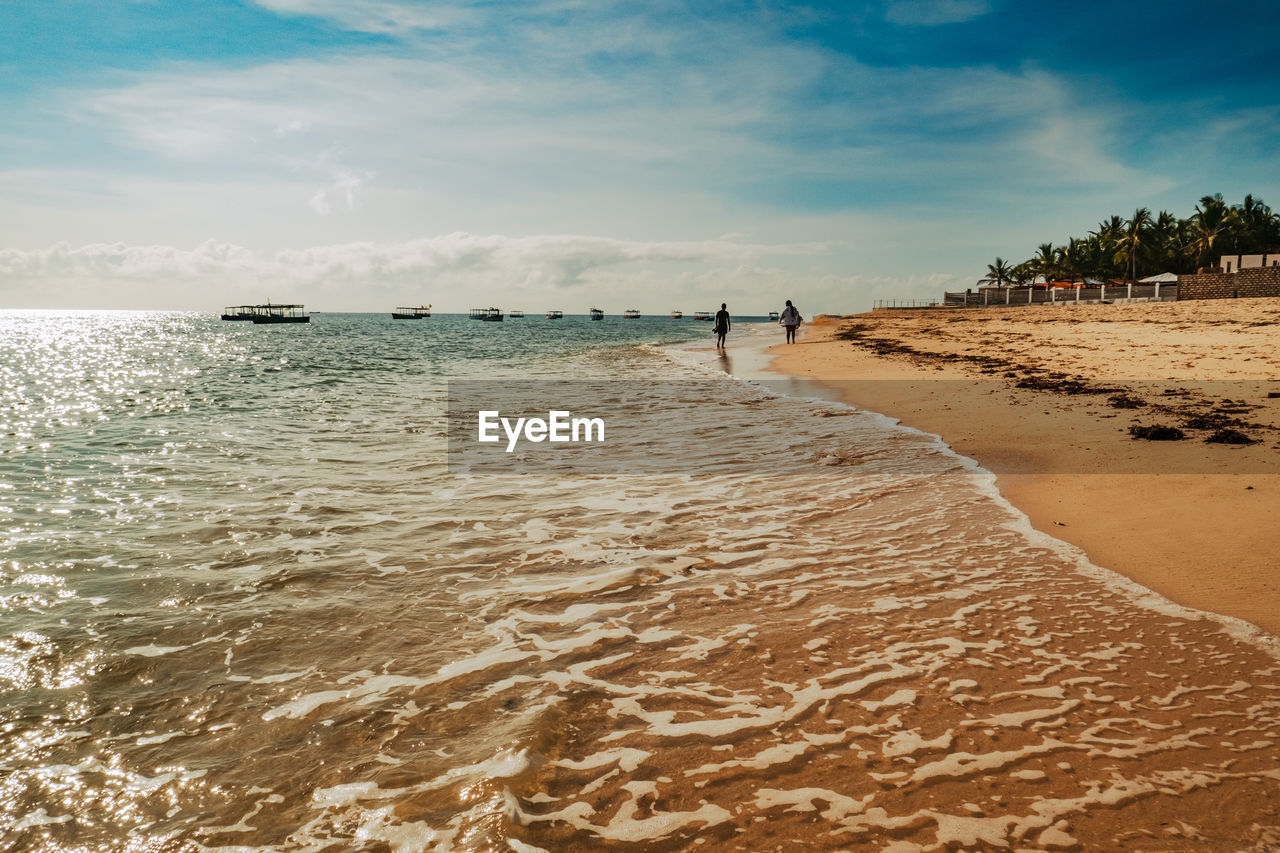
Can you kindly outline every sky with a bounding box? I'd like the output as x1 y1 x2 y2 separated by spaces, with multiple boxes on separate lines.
1 0 1279 313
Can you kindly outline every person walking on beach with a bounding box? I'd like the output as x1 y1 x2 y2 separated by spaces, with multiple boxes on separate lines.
714 302 731 349
779 299 802 344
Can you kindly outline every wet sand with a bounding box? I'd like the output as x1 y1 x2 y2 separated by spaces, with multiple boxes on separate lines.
765 300 1280 637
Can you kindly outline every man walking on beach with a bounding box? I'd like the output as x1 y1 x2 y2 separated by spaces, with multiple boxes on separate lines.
714 303 730 349
779 299 802 344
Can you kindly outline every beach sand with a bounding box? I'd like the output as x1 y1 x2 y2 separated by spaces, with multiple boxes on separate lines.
766 299 1280 636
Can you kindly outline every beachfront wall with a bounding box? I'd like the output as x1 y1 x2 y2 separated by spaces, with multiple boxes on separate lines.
944 284 1176 307
1178 265 1280 300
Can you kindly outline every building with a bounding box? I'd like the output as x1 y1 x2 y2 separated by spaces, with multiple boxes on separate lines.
1219 253 1280 273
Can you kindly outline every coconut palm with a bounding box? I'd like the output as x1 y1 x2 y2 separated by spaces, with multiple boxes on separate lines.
976 193 1278 285
1011 262 1035 287
1230 194 1277 253
1113 208 1152 285
1188 195 1229 269
982 257 1014 288
1030 243 1060 284
1090 215 1126 278
1060 237 1088 284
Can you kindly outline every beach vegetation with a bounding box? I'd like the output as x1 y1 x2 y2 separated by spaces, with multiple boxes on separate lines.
1128 424 1186 441
1205 428 1256 445
989 194 1280 285
981 257 1015 287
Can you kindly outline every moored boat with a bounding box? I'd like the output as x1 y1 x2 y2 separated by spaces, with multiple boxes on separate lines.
589 307 604 320
392 304 432 319
250 303 310 324
509 310 525 318
670 310 683 319
469 307 504 321
220 305 255 321
545 310 563 319
692 311 712 321
768 311 780 321
622 309 641 319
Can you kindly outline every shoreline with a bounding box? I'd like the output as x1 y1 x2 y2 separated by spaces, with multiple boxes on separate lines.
761 301 1280 636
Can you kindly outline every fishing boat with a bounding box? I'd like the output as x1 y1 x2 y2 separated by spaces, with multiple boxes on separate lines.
250 303 310 324
509 310 525 318
589 307 604 320
545 310 563 319
220 305 255 321
670 310 683 319
692 311 712 321
622 309 641 319
392 304 432 319
469 307 504 321
768 311 780 321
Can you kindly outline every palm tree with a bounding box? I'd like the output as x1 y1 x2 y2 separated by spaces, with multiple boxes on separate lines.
1230 194 1276 253
1011 261 1035 287
982 257 1014 288
1149 210 1180 272
1061 237 1088 284
1188 195 1229 269
1030 243 1060 284
1090 215 1126 278
1113 208 1152 285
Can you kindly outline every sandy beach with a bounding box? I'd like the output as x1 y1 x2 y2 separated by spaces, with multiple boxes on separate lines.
767 299 1280 636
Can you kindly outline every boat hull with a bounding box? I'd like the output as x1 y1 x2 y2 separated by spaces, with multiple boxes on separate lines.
251 316 311 324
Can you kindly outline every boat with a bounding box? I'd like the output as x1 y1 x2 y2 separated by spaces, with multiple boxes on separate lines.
670 310 683 319
220 305 255 321
509 310 525 318
545 310 563 319
250 303 310 324
392 304 432 319
622 309 641 319
692 311 712 321
589 307 604 320
469 307 504 321
768 311 780 321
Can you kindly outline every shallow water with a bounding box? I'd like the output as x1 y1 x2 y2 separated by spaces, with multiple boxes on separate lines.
3 311 1279 851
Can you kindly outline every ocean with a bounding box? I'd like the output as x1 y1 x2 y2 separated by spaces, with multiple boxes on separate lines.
3 310 1280 852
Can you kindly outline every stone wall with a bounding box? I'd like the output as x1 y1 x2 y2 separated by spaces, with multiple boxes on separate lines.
1177 265 1280 300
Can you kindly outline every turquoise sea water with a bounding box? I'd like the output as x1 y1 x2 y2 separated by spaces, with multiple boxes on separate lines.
4 310 1280 852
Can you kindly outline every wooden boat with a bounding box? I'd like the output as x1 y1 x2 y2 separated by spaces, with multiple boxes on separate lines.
220 305 255 321
768 311 780 321
509 310 525 318
589 307 604 320
392 304 432 319
250 303 310 324
545 310 563 319
670 310 683 319
622 309 641 319
469 307 504 321
692 311 713 321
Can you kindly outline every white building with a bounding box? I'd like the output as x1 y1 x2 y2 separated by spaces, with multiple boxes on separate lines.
1220 253 1280 273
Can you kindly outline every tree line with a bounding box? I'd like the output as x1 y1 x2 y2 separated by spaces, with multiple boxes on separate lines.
981 194 1280 287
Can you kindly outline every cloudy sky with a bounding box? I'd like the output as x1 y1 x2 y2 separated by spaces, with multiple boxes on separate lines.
2 0 1278 312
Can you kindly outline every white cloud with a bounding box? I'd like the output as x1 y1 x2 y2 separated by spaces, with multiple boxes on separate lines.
248 0 476 34
884 0 991 26
6 0 1212 311
0 233 830 310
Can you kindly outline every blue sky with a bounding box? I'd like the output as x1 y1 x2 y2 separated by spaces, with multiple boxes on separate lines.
2 0 1278 311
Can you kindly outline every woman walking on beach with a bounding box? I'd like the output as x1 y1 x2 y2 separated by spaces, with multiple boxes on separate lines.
714 303 730 349
779 299 802 344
